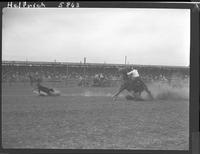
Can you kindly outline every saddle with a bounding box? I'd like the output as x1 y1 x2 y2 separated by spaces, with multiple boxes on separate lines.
124 77 144 92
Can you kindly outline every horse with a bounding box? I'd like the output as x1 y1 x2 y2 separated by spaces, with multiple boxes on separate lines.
112 67 153 101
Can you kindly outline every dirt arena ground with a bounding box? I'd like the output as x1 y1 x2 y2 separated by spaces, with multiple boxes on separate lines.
2 81 189 150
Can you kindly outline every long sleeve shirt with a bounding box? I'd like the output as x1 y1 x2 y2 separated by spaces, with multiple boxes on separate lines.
127 69 140 78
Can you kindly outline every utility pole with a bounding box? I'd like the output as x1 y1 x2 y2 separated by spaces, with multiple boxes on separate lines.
83 57 86 86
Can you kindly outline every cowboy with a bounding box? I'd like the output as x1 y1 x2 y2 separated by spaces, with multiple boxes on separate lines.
127 67 140 81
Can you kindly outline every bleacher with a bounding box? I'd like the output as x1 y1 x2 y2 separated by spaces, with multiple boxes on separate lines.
2 60 189 86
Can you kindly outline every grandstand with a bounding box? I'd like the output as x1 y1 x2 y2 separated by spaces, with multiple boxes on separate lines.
2 60 189 69
2 60 189 85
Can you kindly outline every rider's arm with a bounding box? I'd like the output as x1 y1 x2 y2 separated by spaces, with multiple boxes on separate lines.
127 70 133 75
127 70 140 77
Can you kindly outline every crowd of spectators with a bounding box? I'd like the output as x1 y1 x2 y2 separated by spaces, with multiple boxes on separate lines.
2 65 119 82
2 64 189 85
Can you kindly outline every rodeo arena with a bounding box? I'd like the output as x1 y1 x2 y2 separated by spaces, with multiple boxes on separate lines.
2 60 189 149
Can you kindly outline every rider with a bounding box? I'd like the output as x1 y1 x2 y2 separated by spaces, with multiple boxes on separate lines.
127 66 140 83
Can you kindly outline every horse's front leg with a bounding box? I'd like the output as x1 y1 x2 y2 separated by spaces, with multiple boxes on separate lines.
112 86 125 101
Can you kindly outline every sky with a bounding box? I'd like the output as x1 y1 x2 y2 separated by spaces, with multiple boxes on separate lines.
2 8 190 66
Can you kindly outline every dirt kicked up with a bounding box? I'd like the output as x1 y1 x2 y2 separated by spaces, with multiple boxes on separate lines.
2 81 189 150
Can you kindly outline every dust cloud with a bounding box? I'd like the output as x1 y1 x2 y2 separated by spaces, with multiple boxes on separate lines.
147 79 189 101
